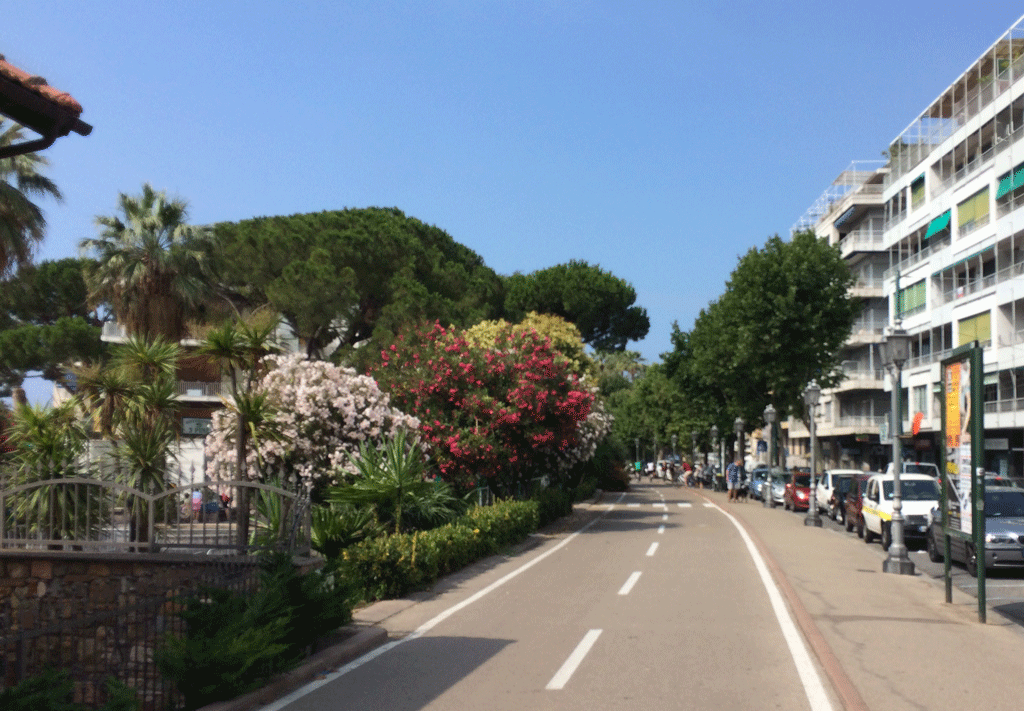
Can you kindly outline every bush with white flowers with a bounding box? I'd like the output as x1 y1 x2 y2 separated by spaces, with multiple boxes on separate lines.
205 354 420 486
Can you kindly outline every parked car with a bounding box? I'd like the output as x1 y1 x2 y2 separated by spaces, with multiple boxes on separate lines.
748 466 769 501
827 475 858 523
861 473 940 550
784 473 813 511
815 469 861 515
844 474 872 537
927 486 1024 575
767 470 791 508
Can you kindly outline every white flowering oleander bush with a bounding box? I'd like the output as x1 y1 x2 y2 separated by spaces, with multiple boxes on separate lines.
205 354 420 486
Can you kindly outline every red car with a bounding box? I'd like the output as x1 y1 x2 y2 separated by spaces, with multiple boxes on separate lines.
844 474 872 537
784 473 813 511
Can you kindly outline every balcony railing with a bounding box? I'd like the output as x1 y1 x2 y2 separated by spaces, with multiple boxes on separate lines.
176 381 222 397
834 415 887 429
885 234 952 279
984 397 1024 414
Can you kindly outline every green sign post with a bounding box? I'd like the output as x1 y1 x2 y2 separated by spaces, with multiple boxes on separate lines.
940 342 986 623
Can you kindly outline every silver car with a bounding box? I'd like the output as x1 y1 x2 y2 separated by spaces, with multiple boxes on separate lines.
767 471 791 508
928 486 1024 575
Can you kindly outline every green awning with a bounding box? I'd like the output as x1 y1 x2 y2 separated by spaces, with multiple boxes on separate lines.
1014 166 1024 191
924 210 951 239
997 174 1014 199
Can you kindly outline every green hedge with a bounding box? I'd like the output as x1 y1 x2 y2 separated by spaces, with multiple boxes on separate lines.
341 499 540 601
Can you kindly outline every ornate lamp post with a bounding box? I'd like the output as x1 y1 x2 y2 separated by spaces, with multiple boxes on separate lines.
691 430 698 467
733 417 744 466
763 404 776 507
634 437 640 477
671 434 678 479
804 381 823 527
880 324 915 574
711 424 720 491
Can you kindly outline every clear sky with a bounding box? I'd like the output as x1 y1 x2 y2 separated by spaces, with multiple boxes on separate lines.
5 2 1024 402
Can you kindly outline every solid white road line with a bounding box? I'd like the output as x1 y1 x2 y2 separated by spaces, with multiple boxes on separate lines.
260 494 628 711
646 542 659 557
707 501 835 711
627 502 641 508
618 571 642 596
657 525 665 534
546 629 603 690
703 502 715 507
678 502 693 508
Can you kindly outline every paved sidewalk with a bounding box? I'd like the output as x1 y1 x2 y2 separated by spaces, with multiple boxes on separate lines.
700 487 1024 711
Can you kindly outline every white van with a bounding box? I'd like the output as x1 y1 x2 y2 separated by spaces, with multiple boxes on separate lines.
860 473 941 550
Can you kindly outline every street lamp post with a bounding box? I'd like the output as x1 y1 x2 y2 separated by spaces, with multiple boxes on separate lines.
710 424 720 491
733 416 744 469
880 324 915 575
804 381 823 527
634 437 640 478
691 430 698 468
764 404 776 508
671 434 678 479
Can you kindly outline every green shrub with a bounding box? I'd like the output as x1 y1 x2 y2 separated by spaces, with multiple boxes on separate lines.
460 499 539 549
0 670 139 711
533 487 573 527
573 478 598 502
156 555 353 711
341 499 542 602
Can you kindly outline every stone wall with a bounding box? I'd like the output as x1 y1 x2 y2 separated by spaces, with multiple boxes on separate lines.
0 550 262 709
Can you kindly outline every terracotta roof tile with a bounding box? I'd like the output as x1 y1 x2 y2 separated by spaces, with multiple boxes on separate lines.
0 54 84 115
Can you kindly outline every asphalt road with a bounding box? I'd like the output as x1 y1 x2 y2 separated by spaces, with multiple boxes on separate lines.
266 483 836 711
771 494 1024 627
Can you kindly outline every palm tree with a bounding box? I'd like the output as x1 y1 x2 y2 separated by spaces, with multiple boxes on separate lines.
0 119 63 278
81 183 212 341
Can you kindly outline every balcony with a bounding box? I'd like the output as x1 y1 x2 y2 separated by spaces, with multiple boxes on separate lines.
836 362 885 391
176 380 222 400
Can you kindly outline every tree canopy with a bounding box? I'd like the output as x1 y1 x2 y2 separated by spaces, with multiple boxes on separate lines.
0 119 63 279
212 208 505 359
0 259 103 391
81 183 213 341
679 230 859 426
502 260 649 351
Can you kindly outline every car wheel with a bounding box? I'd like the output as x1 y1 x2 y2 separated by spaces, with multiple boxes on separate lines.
881 523 892 551
927 531 943 563
864 526 876 543
965 546 978 577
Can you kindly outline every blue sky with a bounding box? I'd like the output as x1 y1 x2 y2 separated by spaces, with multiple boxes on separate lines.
5 2 1024 401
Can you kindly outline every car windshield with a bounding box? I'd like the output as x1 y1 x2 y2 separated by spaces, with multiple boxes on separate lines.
772 472 791 484
882 479 939 501
793 474 811 487
903 463 937 475
986 491 1024 518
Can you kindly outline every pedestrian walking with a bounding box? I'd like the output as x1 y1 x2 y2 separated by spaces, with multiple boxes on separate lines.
726 459 742 501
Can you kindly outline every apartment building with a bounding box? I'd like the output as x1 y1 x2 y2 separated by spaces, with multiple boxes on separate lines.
787 162 892 471
881 15 1024 480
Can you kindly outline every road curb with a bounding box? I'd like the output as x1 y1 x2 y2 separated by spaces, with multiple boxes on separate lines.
196 626 388 711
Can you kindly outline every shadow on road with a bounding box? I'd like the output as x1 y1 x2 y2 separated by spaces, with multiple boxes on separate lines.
299 635 513 710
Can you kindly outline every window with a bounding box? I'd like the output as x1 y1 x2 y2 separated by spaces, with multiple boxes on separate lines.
957 187 990 233
911 174 925 209
913 385 928 416
958 311 992 346
897 280 926 317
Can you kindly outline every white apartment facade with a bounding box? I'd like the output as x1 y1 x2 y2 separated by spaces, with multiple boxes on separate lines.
787 163 892 471
787 16 1024 477
883 15 1024 480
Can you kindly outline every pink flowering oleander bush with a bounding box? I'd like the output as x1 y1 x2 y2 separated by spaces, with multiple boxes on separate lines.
205 354 420 486
371 322 594 493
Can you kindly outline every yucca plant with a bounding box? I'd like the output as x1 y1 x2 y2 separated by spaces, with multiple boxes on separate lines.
328 430 461 534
